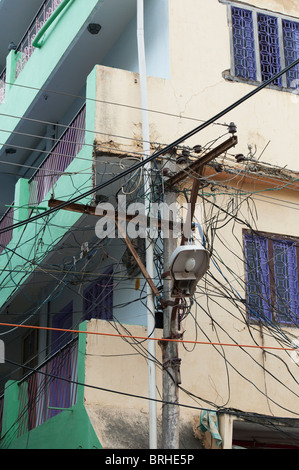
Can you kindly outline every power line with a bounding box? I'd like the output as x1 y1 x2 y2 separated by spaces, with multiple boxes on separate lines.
1 79 228 128
0 61 299 430
0 321 298 351
0 57 298 236
2 344 299 446
3 355 295 430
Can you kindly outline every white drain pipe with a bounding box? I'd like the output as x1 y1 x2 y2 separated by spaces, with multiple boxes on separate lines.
137 0 158 450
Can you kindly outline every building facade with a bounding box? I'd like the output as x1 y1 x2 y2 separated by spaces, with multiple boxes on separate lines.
0 0 299 449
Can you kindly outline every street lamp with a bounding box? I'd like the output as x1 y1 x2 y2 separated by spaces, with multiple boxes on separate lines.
169 245 210 297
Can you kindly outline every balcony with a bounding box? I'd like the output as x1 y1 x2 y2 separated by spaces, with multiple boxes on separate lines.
0 0 169 219
0 0 66 105
28 103 86 206
17 339 78 438
1 339 79 447
0 103 86 256
15 0 66 82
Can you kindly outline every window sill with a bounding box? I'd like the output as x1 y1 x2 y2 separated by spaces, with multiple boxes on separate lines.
248 317 299 329
222 69 299 96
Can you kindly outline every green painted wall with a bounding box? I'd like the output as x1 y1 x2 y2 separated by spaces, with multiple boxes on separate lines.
0 0 100 148
0 64 98 309
0 0 102 309
4 403 102 449
0 322 102 449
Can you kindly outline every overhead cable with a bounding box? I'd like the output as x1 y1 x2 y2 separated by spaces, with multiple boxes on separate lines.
0 58 298 236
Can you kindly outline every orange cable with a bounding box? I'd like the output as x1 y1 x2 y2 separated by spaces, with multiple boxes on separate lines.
0 322 298 352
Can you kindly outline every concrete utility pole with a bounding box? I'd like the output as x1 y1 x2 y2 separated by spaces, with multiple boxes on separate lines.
160 137 238 449
48 136 238 450
160 163 180 449
136 0 158 449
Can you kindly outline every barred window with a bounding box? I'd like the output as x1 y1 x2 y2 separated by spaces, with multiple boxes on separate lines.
244 231 299 326
83 267 114 321
230 5 299 90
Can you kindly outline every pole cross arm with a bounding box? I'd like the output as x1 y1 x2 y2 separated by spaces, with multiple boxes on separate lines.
165 135 238 187
48 197 164 306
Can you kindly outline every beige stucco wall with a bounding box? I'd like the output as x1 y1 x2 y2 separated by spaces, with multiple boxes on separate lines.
90 0 299 446
179 183 299 418
95 0 299 171
84 321 162 411
230 0 298 16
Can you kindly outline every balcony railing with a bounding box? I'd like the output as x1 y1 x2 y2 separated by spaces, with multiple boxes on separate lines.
0 104 85 256
28 103 86 206
0 394 4 443
0 68 6 105
0 1 66 104
17 338 78 438
0 204 14 255
15 0 64 80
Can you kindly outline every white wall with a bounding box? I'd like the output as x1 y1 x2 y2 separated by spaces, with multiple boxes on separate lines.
102 0 170 79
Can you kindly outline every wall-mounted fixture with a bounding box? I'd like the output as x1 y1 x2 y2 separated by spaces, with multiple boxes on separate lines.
8 42 17 51
87 23 102 35
5 148 16 154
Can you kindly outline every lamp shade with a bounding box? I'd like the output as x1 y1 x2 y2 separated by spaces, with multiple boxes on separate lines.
169 245 210 297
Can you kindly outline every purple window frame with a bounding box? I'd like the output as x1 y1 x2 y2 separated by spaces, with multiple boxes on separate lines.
83 267 114 321
231 6 257 81
230 6 299 90
244 230 299 326
51 301 73 354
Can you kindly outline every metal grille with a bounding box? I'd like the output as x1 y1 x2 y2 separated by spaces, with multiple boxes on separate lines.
15 0 64 80
28 104 86 206
282 19 299 88
244 234 272 320
244 233 299 325
0 69 6 104
273 240 299 323
17 339 78 437
257 13 282 86
0 205 14 255
231 7 257 81
0 395 4 444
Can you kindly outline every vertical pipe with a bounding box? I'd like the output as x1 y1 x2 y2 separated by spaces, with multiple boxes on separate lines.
137 0 157 450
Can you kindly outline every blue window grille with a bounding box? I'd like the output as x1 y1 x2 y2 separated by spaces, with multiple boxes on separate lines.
244 233 272 320
273 240 299 324
83 267 114 321
231 7 257 81
257 13 282 86
230 6 299 90
282 19 299 88
244 232 299 325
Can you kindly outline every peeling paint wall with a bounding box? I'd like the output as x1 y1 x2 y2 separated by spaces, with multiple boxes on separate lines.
89 0 299 446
